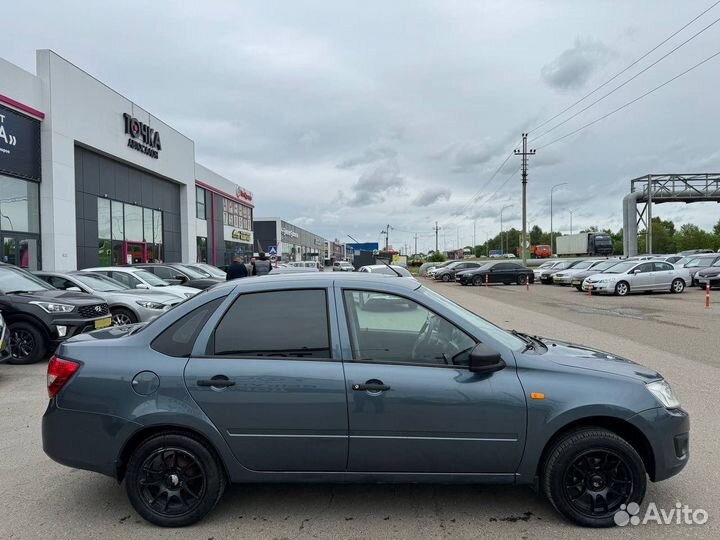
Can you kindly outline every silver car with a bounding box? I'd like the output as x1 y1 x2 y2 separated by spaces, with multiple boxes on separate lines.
582 260 687 296
34 271 182 325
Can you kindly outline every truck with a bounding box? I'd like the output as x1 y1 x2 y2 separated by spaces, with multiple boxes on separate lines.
556 232 613 257
515 244 553 258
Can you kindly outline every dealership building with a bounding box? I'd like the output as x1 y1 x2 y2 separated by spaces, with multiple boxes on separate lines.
253 218 326 263
0 50 253 270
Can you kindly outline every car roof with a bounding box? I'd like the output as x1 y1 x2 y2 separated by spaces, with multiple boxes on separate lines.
81 266 146 273
225 272 421 292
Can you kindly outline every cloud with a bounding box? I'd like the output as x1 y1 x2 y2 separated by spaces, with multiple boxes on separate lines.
345 161 404 207
541 38 611 90
413 187 451 207
336 145 398 169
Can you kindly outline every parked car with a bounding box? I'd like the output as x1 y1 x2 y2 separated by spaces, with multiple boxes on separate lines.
426 261 451 278
433 261 482 282
81 267 198 300
457 262 533 286
539 260 584 284
0 311 10 363
570 260 621 290
532 260 562 282
582 261 687 296
42 273 689 528
133 263 223 290
551 260 605 286
0 263 111 364
357 264 414 278
185 263 227 280
271 264 319 275
333 261 354 272
652 255 683 265
695 258 720 289
681 254 720 287
418 262 438 276
34 271 182 326
286 261 323 271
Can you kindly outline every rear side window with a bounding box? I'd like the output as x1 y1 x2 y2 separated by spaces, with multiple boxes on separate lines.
213 289 331 359
152 298 224 357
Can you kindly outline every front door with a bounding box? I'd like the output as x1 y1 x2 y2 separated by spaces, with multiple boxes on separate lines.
1 236 39 270
184 287 348 472
631 262 655 290
339 288 526 474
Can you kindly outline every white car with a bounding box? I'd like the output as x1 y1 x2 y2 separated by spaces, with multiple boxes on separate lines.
582 260 687 296
551 260 604 286
533 261 562 281
80 267 199 300
357 264 415 279
333 261 354 272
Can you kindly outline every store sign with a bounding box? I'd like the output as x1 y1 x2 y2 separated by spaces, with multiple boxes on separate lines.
236 186 253 202
123 113 162 159
0 106 41 181
231 229 252 242
281 227 299 240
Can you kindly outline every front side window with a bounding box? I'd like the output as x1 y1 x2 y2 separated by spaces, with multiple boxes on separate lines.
636 263 654 273
0 266 52 293
213 289 331 358
343 290 476 367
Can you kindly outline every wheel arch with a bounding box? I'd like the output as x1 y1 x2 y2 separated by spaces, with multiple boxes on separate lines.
4 313 51 342
535 415 656 482
109 303 141 321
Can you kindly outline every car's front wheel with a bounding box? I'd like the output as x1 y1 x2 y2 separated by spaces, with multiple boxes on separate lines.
671 278 685 294
7 322 47 364
473 275 484 286
543 428 646 528
125 432 226 527
111 307 137 326
614 281 630 296
516 274 528 285
441 274 451 282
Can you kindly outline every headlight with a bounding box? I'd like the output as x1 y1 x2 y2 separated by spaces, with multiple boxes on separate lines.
646 380 681 409
136 300 165 310
29 301 75 313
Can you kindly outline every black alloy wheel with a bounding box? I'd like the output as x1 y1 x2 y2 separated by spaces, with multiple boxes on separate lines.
516 274 528 285
7 322 46 365
473 275 484 286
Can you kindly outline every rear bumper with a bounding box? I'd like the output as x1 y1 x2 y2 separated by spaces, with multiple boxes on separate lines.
629 406 690 482
42 399 139 478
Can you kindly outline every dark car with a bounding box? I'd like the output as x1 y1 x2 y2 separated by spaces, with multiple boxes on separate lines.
570 259 621 290
134 263 223 290
42 273 688 528
539 260 584 284
682 254 720 287
457 262 534 286
433 261 482 282
0 263 111 364
0 311 10 363
693 257 720 288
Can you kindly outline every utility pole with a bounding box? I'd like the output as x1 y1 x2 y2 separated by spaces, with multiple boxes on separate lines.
413 233 418 257
433 221 440 252
514 133 536 266
550 182 568 256
569 210 574 235
385 224 390 251
473 219 477 252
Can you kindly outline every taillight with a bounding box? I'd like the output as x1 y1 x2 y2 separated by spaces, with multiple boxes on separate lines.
47 355 80 398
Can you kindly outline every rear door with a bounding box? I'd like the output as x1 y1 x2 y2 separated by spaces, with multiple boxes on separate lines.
184 286 348 472
652 262 674 289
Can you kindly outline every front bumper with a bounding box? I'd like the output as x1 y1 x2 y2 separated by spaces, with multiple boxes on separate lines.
581 281 612 293
629 406 690 482
49 314 113 345
553 275 572 285
696 275 720 286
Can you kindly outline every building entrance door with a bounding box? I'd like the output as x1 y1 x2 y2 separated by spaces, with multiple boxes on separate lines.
124 241 148 264
1 236 40 270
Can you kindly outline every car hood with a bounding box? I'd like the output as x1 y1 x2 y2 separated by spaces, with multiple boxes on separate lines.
103 289 180 304
537 338 661 381
4 290 106 306
152 284 198 298
697 267 720 276
585 272 624 282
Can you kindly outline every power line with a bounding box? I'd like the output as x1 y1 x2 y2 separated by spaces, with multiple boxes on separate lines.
531 13 720 143
528 0 720 134
537 48 720 150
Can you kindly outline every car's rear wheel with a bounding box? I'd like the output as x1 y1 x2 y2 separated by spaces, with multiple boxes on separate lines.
111 307 137 326
516 274 528 285
125 432 225 527
7 322 47 364
441 274 451 282
543 428 646 528
614 281 629 296
671 278 685 294
473 275 484 286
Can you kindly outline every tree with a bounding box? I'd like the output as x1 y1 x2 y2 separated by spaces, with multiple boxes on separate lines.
427 251 446 262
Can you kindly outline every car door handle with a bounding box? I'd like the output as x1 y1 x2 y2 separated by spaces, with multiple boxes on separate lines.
197 377 236 388
352 382 390 392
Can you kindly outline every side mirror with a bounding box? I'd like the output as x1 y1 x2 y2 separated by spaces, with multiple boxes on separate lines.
136 283 150 289
631 269 641 274
175 275 188 283
469 343 506 374
66 286 82 292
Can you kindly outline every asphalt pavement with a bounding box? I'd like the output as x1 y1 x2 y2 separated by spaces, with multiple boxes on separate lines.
0 280 717 539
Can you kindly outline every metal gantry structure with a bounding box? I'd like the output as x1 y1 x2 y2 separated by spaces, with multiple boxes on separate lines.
623 173 720 256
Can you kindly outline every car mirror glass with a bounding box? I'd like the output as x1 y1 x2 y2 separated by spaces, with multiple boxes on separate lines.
469 343 506 374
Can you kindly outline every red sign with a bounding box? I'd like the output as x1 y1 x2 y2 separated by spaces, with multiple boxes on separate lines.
236 186 253 202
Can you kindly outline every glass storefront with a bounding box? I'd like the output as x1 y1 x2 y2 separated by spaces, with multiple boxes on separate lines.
0 175 41 269
97 198 163 265
223 241 250 265
196 236 208 263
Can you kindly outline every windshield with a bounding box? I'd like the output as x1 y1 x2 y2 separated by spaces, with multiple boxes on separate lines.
196 263 227 278
419 287 525 351
538 262 554 269
711 259 720 268
554 261 573 270
0 267 54 293
571 261 593 270
134 270 171 286
604 262 637 274
685 258 713 268
175 264 208 279
589 261 618 272
74 273 128 291
594 235 611 245
446 262 462 269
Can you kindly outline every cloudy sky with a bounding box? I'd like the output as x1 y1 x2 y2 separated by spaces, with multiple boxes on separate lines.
5 0 720 252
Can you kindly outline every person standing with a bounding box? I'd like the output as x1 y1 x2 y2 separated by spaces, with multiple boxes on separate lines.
226 256 248 280
252 252 272 276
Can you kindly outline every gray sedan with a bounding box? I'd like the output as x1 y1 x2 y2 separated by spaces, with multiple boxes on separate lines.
43 273 688 528
34 271 182 325
582 260 688 295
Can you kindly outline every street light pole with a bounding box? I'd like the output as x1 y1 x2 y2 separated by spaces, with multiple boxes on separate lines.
569 210 574 235
550 182 567 256
500 204 513 256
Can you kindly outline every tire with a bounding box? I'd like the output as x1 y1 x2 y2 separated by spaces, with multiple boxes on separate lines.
111 307 138 326
441 274 451 282
671 278 685 294
125 432 226 527
503 280 511 286
473 275 484 286
542 428 647 528
575 286 583 291
7 322 47 365
614 281 630 296
516 274 528 285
